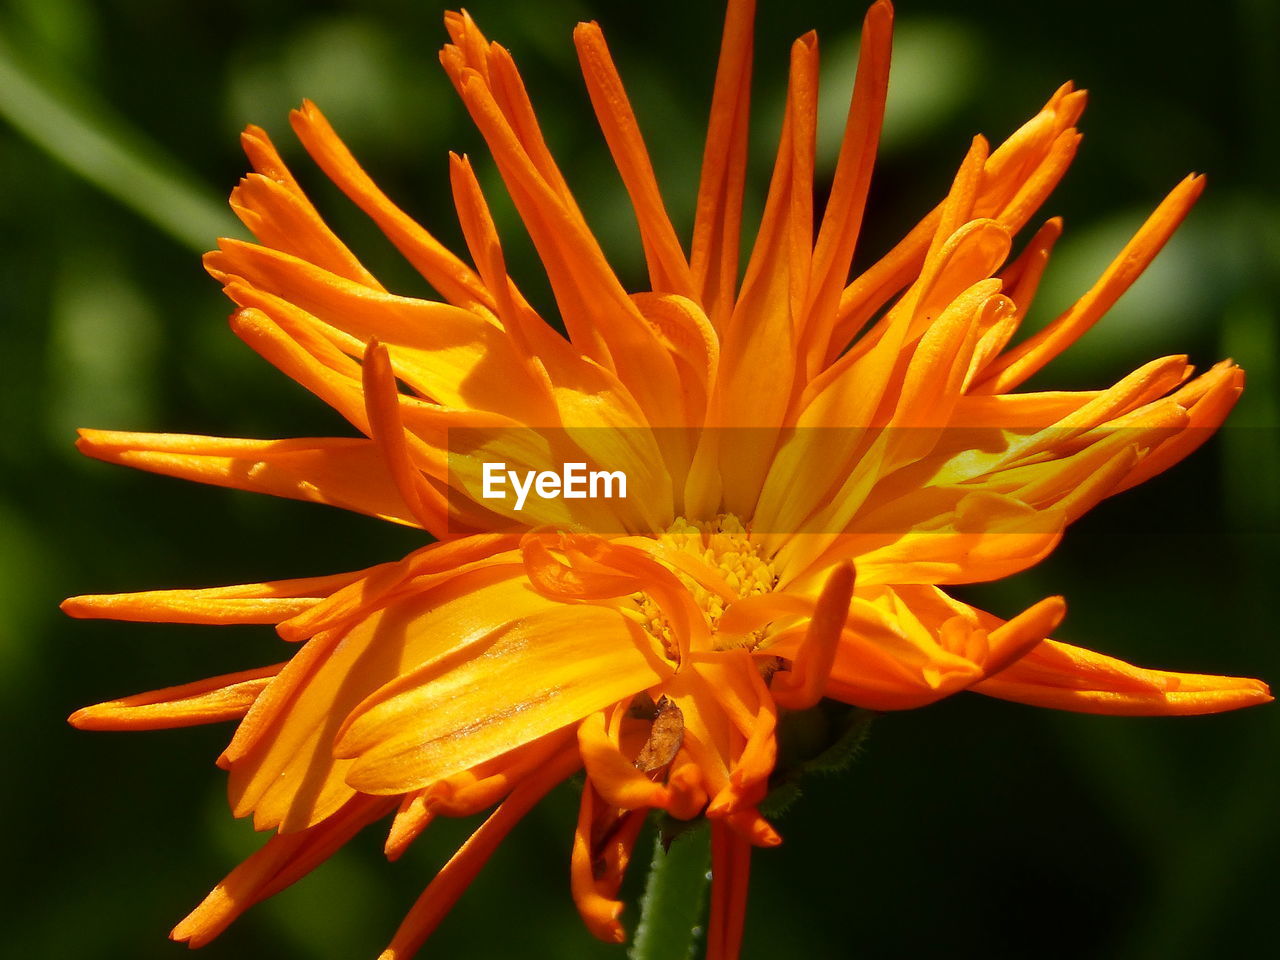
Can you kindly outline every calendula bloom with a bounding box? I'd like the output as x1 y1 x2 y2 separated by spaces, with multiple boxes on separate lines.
66 0 1269 957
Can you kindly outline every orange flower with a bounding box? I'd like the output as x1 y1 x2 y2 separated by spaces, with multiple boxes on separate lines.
66 1 1269 958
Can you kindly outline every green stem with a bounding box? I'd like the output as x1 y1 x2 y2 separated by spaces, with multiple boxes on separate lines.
629 822 712 960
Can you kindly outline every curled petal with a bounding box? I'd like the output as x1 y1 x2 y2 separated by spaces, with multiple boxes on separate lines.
570 782 647 943
578 709 670 810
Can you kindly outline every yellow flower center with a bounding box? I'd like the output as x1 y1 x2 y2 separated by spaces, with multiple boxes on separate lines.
633 514 778 654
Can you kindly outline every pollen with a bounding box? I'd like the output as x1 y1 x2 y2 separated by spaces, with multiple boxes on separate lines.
633 515 778 654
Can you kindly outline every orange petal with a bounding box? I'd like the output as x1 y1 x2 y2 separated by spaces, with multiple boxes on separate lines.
426 727 578 819
276 535 519 643
578 709 670 810
570 782 647 944
707 820 752 960
692 651 777 814
654 669 733 801
799 592 984 710
975 639 1272 715
771 562 855 710
996 402 1188 517
736 31 817 329
226 305 389 446
950 389 1102 429
990 128 1080 237
288 100 492 310
800 0 893 374
384 791 435 862
382 731 575 861
985 355 1191 469
521 534 646 601
964 217 1063 385
207 239 549 419
1115 360 1244 494
666 755 711 821
981 595 1066 677
227 301 527 500
60 568 368 625
978 175 1205 392
709 30 818 518
377 749 581 960
447 150 574 379
69 663 284 731
573 22 694 298
441 17 688 435
722 806 782 848
361 340 450 536
829 85 1085 359
691 0 755 329
523 533 710 659
837 492 1066 586
75 429 421 527
754 280 1005 550
172 793 394 948
226 564 553 832
231 124 382 289
335 604 672 794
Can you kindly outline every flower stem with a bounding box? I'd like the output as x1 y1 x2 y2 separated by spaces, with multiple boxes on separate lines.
629 821 712 960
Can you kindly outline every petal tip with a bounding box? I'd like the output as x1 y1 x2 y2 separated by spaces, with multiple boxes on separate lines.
867 0 895 28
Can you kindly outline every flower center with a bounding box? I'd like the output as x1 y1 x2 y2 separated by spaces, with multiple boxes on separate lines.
633 514 778 654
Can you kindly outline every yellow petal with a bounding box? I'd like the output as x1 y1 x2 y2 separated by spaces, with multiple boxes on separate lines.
226 565 557 832
335 604 672 794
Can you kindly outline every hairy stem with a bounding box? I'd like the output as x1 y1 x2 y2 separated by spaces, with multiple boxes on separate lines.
630 821 712 960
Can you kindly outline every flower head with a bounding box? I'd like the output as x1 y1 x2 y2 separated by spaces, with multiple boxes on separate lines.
67 1 1269 957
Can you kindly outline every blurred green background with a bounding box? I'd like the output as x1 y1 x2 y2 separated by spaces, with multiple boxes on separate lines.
3 0 1277 957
